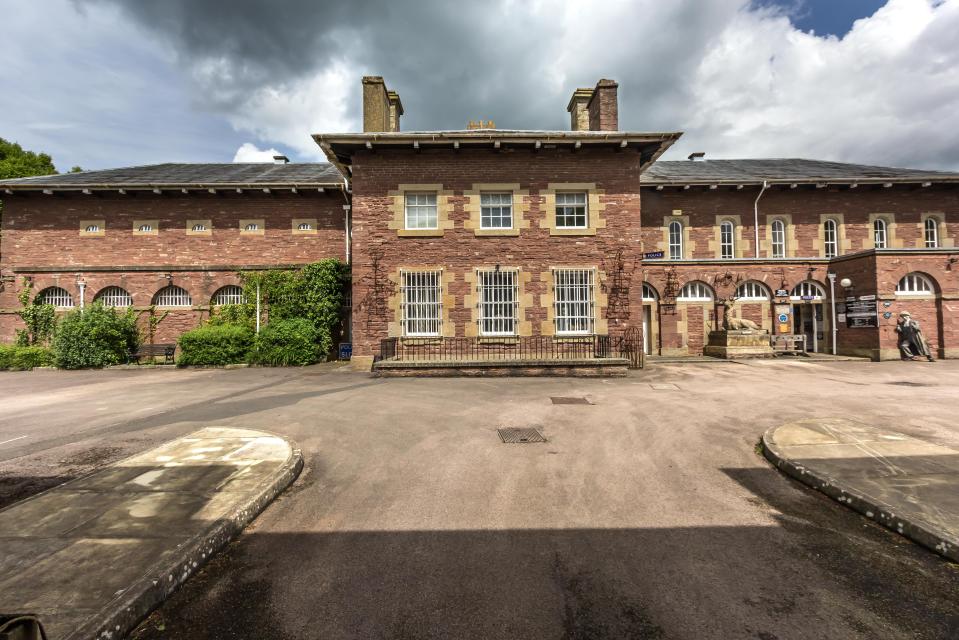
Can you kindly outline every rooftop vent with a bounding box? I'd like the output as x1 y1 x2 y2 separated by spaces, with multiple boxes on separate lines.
688 152 706 161
273 155 290 164
467 120 496 130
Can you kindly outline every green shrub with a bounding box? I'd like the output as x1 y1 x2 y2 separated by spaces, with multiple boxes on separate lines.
178 324 254 366
208 303 257 331
53 303 141 369
248 318 320 366
0 345 55 370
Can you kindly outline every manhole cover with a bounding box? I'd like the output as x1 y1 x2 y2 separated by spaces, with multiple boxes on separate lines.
551 397 591 405
498 428 547 443
650 383 680 390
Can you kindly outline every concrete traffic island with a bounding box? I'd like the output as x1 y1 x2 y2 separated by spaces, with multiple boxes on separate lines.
0 427 302 640
763 418 959 562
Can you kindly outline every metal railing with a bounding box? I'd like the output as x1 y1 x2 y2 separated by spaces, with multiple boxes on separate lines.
378 333 642 368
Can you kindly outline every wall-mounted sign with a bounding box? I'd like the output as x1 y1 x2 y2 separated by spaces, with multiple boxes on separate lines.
775 289 789 297
883 311 893 319
801 295 815 301
777 313 789 323
845 299 878 328
858 294 877 301
643 251 664 260
838 313 846 323
338 342 353 360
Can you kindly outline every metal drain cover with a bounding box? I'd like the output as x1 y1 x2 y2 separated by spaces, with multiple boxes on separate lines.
551 397 591 405
498 428 547 443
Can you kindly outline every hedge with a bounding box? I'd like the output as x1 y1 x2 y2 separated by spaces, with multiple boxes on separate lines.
248 318 320 366
53 303 141 369
178 324 254 366
0 345 55 370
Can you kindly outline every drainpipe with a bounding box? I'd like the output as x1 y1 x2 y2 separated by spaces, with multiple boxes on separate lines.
255 281 261 334
827 272 837 355
344 205 352 263
753 180 768 258
78 281 86 309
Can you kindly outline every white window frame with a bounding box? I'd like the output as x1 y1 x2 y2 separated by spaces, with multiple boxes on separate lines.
720 221 735 259
480 192 513 230
95 286 132 307
873 219 887 249
405 192 438 230
191 223 207 232
297 222 313 231
401 270 443 337
668 221 684 260
244 222 260 232
153 285 192 307
896 272 934 295
790 281 825 301
211 285 246 306
735 281 770 301
823 219 838 258
37 286 74 308
642 282 658 302
137 223 154 233
553 268 595 335
677 281 713 302
477 269 518 336
84 224 100 233
771 219 786 258
924 218 940 248
555 192 588 229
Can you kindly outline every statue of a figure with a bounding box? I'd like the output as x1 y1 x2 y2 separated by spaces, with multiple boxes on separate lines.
896 311 934 362
722 304 761 331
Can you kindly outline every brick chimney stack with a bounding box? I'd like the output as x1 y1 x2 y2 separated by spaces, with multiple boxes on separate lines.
587 79 618 131
566 88 594 131
362 76 403 132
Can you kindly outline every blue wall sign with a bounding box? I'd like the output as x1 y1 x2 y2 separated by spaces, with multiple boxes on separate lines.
338 343 353 360
643 251 664 259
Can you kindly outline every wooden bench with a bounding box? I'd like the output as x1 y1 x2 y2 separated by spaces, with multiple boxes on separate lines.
129 343 176 364
771 334 806 355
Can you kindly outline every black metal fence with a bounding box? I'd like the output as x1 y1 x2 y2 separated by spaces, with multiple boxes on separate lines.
379 333 642 368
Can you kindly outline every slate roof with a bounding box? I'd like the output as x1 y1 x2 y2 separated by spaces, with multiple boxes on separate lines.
0 163 344 188
641 159 959 185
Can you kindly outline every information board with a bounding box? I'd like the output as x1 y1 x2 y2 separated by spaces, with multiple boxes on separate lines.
845 299 878 328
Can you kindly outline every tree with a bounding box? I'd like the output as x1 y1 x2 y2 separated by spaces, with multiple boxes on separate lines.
0 137 58 180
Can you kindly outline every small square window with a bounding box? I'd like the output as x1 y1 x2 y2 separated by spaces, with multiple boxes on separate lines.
555 192 588 229
480 192 513 229
405 192 438 229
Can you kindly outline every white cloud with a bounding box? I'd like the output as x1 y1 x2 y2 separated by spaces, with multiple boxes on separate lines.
232 142 282 163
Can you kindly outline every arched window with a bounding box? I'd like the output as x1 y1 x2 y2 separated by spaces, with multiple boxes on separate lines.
823 219 838 258
735 281 771 301
668 221 684 260
771 219 786 258
677 281 713 301
642 282 658 302
873 219 887 249
244 222 259 232
84 223 100 233
925 218 939 248
153 285 192 307
790 281 826 301
720 221 735 259
211 285 246 306
191 223 207 232
137 223 154 233
896 272 935 295
297 222 313 231
36 286 74 308
95 286 132 307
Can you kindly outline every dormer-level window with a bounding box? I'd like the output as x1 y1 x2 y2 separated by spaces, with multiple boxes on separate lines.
85 224 100 233
138 223 153 233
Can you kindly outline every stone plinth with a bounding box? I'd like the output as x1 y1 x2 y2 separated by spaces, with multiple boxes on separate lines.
703 330 774 359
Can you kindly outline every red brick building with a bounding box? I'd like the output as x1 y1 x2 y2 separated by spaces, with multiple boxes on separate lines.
1 76 957 369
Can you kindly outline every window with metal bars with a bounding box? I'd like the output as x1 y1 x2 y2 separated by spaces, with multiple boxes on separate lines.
823 219 838 258
771 219 785 258
720 221 735 259
153 285 192 307
896 272 934 295
95 286 132 307
211 285 246 306
925 218 940 248
668 221 683 259
480 193 513 229
553 269 594 334
405 192 438 229
873 219 887 249
37 286 74 308
555 192 588 229
477 269 518 336
401 270 442 336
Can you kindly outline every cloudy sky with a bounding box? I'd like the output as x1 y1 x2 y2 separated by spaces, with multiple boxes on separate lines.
1 0 957 171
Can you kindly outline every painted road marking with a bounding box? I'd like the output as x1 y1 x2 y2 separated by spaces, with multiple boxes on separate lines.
0 435 28 446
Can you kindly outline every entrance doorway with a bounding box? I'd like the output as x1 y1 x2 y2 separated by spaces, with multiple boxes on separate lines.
643 305 652 355
789 281 828 353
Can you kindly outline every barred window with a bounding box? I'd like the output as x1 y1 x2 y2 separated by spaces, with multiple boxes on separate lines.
153 285 192 307
85 224 100 233
37 286 74 308
668 221 683 259
735 281 770 301
137 223 153 233
925 218 939 248
790 281 825 300
677 281 713 301
720 221 735 259
480 193 512 229
642 282 658 301
297 222 313 231
244 222 260 232
896 272 934 295
405 192 438 229
402 270 442 336
191 223 207 232
771 219 786 258
95 286 132 307
553 268 594 334
555 192 587 229
873 219 887 249
823 219 838 258
211 285 246 306
478 270 518 336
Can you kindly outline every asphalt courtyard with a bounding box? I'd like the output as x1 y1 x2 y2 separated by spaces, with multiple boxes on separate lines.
2 360 958 639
